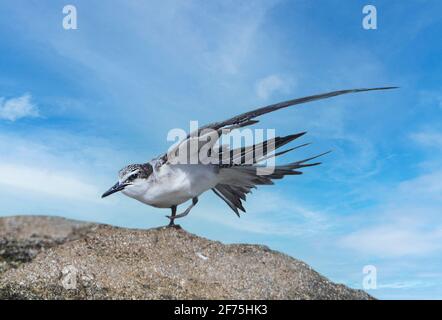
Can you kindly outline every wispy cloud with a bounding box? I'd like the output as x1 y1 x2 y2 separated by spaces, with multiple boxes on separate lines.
339 167 442 257
340 224 442 257
378 281 432 289
255 74 294 100
411 131 442 150
0 131 125 203
195 190 333 237
397 170 442 200
0 163 100 201
0 130 161 226
0 94 39 121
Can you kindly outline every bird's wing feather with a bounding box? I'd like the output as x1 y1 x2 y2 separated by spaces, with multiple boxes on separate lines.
162 87 397 165
213 151 331 216
199 87 397 132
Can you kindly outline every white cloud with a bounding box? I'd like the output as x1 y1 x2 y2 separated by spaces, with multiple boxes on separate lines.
255 74 293 100
335 127 442 259
397 170 442 200
0 130 162 227
0 94 39 121
0 131 125 203
0 163 100 201
411 131 442 150
378 281 430 289
195 190 332 237
340 225 442 257
339 169 442 257
192 1 278 76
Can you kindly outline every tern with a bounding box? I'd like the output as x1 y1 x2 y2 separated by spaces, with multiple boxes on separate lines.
102 87 396 226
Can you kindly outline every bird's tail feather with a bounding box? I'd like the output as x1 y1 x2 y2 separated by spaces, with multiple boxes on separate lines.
212 141 329 216
217 131 307 166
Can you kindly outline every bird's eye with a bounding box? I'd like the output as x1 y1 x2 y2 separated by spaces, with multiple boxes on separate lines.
125 173 138 183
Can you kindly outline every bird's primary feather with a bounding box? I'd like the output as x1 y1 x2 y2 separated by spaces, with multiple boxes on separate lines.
163 87 397 165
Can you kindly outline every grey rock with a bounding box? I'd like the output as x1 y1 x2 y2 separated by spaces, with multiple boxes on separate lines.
0 216 372 300
0 216 96 274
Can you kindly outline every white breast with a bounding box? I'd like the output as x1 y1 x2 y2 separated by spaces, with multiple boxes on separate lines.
132 164 219 208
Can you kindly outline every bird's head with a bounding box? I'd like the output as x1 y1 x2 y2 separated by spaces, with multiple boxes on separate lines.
101 163 153 198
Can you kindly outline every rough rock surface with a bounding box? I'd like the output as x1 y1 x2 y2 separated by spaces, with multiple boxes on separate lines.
0 216 96 274
0 216 372 300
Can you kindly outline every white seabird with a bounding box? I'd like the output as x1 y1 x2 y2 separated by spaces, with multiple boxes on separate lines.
102 87 396 226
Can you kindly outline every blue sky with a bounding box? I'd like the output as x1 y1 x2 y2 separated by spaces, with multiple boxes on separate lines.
0 0 441 299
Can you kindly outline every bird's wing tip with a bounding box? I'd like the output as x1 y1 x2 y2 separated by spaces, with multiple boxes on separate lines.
358 86 399 92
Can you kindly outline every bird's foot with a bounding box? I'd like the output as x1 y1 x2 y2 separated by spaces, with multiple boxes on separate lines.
165 222 181 229
165 216 181 229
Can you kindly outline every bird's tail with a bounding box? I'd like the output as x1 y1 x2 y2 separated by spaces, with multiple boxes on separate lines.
212 133 328 216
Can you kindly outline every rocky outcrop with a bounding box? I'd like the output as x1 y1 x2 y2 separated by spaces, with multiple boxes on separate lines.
0 216 96 275
0 215 372 300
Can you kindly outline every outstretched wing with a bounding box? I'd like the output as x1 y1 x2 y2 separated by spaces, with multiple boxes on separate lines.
162 87 397 165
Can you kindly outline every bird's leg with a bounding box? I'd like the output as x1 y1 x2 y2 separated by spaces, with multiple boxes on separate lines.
165 198 199 227
174 197 199 219
166 205 177 227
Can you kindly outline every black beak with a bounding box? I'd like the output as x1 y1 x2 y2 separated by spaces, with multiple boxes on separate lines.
101 182 127 198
